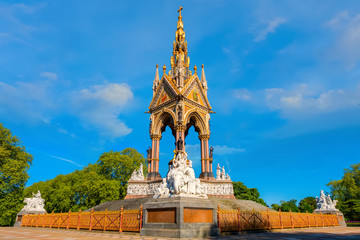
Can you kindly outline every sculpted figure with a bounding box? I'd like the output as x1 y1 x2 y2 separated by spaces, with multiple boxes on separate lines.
147 147 152 159
154 151 207 199
216 163 221 180
176 136 184 151
316 190 338 211
221 166 226 180
22 190 46 212
209 146 214 159
129 164 145 181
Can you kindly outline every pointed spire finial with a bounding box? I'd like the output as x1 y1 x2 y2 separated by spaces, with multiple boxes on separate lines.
163 65 166 74
194 65 197 75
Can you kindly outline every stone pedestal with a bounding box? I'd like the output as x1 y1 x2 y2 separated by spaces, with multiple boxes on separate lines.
14 210 46 227
314 209 347 227
140 197 220 238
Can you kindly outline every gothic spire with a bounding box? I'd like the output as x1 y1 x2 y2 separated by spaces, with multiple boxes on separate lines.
171 6 190 89
201 64 208 92
152 64 160 95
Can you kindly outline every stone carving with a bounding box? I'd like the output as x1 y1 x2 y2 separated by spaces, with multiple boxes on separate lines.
216 164 231 180
129 163 145 181
209 146 214 159
154 151 207 198
176 136 184 151
147 147 152 159
316 190 338 211
21 190 46 212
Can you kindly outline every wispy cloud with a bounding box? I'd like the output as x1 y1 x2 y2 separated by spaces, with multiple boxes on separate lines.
255 17 286 42
40 72 58 80
45 153 84 167
326 11 360 68
233 83 360 120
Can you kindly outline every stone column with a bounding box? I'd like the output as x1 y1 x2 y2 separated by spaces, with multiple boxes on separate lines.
148 134 161 179
199 134 211 179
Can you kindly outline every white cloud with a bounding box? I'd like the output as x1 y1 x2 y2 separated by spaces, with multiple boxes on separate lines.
326 11 360 68
73 83 134 138
212 145 246 155
255 17 286 42
235 83 360 120
186 144 245 157
40 72 58 80
0 79 134 139
234 89 251 101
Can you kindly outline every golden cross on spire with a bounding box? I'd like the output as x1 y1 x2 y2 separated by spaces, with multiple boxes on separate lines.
177 6 183 18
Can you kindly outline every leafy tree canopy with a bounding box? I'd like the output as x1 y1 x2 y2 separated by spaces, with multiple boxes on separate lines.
233 181 267 206
24 148 146 213
327 163 360 221
0 123 33 226
298 197 316 213
271 197 316 213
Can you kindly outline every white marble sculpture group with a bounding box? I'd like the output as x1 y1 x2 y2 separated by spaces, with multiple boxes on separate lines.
129 163 145 181
316 190 338 211
154 151 207 198
21 190 46 212
216 163 231 180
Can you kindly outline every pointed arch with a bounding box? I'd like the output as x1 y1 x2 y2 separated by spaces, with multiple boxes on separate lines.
153 110 176 137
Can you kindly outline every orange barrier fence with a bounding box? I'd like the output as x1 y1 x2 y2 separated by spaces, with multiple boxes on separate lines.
21 206 143 232
217 206 340 232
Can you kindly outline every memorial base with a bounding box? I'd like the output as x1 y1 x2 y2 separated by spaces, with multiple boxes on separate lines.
140 197 220 238
314 209 347 227
14 210 46 227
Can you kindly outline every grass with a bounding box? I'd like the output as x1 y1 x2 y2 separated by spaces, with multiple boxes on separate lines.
346 222 360 227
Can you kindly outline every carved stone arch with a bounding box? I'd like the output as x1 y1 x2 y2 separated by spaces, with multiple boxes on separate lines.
184 110 207 137
153 110 176 137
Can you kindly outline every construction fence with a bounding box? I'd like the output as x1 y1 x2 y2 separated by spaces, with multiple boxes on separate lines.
21 206 142 232
217 207 340 232
21 205 340 233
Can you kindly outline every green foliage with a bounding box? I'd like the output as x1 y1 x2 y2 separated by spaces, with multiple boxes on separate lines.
327 163 360 220
0 123 33 226
233 181 267 206
278 199 299 212
298 197 317 213
24 148 146 213
271 197 316 213
271 203 280 211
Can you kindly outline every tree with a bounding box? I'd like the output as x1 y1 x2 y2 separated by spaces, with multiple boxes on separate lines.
96 148 147 199
327 163 360 220
0 123 32 226
298 197 316 213
24 148 147 213
233 181 267 206
279 199 299 212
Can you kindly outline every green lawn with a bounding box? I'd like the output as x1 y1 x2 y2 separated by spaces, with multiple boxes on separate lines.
346 222 360 227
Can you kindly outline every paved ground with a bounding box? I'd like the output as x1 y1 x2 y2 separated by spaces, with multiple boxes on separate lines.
0 227 359 240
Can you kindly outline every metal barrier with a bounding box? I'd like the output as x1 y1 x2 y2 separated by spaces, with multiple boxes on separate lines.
21 206 143 232
217 205 340 232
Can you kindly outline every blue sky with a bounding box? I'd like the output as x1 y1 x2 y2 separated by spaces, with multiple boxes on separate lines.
1 0 360 205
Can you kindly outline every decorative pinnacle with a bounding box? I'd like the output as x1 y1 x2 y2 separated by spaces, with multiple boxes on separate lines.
194 65 197 74
156 64 159 68
163 64 166 74
202 64 204 68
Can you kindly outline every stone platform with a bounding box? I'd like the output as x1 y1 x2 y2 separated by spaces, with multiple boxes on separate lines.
125 178 235 199
314 209 347 227
89 196 270 212
140 197 220 238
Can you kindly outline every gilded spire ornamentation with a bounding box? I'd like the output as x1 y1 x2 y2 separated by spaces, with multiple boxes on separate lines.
171 6 190 89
